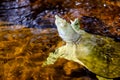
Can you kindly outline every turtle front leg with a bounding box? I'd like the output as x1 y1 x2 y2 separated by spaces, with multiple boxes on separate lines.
42 46 66 66
96 76 113 80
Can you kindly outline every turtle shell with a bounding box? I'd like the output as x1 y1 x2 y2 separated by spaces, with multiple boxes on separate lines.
76 32 120 78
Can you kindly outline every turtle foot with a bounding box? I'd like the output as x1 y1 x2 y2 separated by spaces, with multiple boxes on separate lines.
42 46 65 67
42 52 59 66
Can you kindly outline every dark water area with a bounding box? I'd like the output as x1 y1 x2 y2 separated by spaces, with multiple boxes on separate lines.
0 0 68 28
0 0 32 27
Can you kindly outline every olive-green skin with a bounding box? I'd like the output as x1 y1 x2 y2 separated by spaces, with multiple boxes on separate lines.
43 15 120 80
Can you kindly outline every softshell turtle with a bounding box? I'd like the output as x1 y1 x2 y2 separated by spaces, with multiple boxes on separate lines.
43 15 120 80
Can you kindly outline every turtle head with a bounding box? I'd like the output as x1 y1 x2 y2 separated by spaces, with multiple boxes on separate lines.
55 15 80 43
